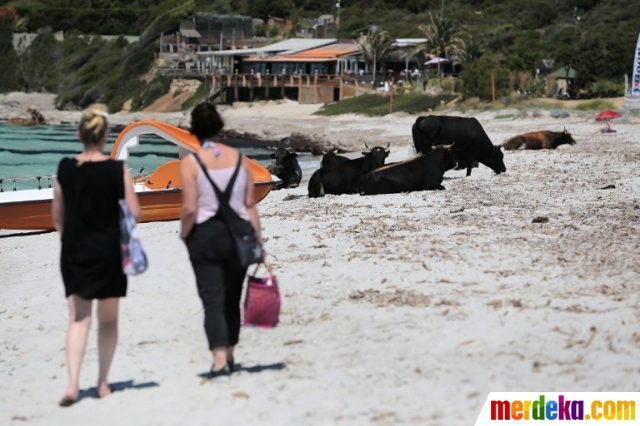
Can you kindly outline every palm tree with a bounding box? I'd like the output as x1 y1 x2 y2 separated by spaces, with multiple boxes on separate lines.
355 27 396 83
455 36 483 65
414 12 467 80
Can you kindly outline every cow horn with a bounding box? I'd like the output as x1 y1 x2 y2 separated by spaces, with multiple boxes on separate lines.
385 142 390 149
364 143 370 149
444 141 455 149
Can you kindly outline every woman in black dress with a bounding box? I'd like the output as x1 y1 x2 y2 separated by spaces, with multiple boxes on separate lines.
52 104 140 406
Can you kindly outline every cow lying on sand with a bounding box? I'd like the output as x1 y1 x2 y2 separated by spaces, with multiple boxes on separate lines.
308 144 390 197
320 150 350 167
359 144 457 195
267 147 302 189
412 115 506 176
502 128 576 150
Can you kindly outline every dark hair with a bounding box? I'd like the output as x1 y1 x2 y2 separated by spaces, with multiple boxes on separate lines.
190 102 224 143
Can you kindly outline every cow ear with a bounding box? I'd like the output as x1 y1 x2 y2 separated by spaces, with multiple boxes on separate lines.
385 150 390 156
290 152 298 158
361 151 368 155
270 153 276 158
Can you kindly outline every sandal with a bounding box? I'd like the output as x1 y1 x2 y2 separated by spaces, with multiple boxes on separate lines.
58 396 77 407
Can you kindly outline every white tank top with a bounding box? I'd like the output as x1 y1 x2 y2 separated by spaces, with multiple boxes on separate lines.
195 163 250 224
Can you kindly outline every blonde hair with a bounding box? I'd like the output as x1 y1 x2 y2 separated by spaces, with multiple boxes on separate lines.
78 104 108 146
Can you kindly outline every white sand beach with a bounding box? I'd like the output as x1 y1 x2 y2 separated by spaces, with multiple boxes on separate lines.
1 93 640 425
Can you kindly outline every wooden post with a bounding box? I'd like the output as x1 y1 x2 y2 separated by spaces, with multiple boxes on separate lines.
339 76 343 101
389 77 394 114
491 74 496 105
313 72 318 104
265 71 270 100
234 70 239 103
250 74 254 102
281 73 285 99
203 74 208 102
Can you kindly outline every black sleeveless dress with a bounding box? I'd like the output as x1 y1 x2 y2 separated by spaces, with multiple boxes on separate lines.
57 158 127 299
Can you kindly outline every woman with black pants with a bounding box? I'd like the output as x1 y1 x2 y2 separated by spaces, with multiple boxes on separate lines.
180 102 264 381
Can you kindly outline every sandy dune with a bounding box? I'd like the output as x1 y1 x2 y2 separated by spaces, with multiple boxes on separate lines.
1 93 640 425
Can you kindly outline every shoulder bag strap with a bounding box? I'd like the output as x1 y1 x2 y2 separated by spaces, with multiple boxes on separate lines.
223 153 243 199
116 160 126 201
192 152 244 224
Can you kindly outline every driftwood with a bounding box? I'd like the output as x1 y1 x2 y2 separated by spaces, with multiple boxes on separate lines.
7 106 47 125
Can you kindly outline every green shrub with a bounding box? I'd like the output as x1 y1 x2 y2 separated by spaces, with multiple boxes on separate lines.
267 24 280 38
440 77 457 93
460 54 510 101
254 23 267 37
584 80 624 99
0 15 20 93
135 76 172 111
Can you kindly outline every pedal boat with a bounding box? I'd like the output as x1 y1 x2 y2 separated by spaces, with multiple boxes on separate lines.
0 120 280 230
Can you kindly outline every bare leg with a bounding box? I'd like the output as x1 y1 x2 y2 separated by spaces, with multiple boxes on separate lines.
227 346 235 370
62 296 93 402
212 347 227 371
227 346 235 361
97 298 119 398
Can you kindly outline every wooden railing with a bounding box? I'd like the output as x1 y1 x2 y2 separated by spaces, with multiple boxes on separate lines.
211 73 342 88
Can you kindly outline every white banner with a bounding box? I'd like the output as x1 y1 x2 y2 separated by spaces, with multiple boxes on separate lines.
632 32 640 97
475 392 638 425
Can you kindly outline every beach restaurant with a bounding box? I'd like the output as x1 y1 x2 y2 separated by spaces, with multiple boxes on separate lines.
195 38 340 74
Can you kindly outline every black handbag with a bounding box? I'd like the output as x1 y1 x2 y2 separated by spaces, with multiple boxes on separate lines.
193 152 263 268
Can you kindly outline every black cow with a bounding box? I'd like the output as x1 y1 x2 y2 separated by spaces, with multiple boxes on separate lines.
359 145 457 195
308 144 390 197
267 147 302 189
502 128 576 150
412 115 506 176
320 150 350 167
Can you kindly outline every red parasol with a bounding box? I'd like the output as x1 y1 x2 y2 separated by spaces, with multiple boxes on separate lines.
594 110 622 122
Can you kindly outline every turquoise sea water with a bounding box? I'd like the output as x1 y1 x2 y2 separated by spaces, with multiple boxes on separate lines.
0 123 317 191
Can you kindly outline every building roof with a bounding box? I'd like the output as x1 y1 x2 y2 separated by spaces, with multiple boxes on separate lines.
196 38 337 58
394 38 428 47
180 29 202 38
244 43 361 63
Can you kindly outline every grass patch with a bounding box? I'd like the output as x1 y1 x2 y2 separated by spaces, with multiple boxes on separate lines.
181 82 205 111
454 96 620 113
494 114 515 119
315 93 457 116
572 99 617 111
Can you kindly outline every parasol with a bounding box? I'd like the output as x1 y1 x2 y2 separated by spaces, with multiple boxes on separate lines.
424 57 452 65
594 110 622 122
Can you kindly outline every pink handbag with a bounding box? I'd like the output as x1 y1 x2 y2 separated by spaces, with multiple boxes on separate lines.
243 263 280 328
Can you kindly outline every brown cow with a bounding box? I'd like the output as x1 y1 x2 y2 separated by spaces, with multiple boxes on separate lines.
502 128 576 150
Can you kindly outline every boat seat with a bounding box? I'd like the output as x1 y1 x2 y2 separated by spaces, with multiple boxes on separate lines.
144 160 182 190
